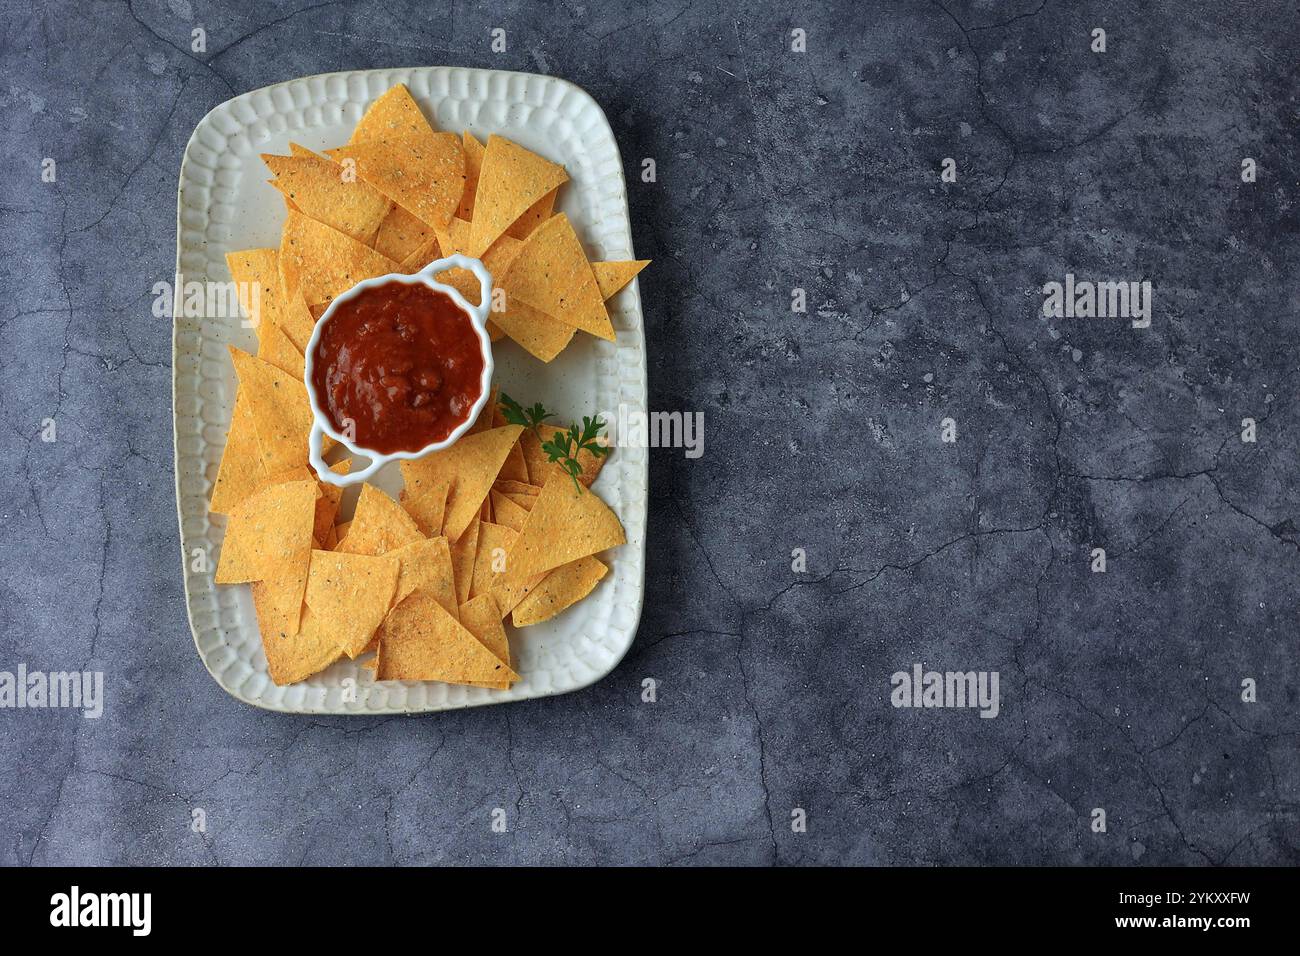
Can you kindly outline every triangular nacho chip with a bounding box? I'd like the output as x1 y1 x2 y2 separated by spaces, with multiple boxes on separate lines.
349 83 434 144
373 203 436 263
457 131 484 221
279 209 401 308
502 469 626 583
398 424 524 543
499 441 529 483
504 188 556 241
389 536 458 618
399 474 450 537
450 512 480 606
210 389 268 514
336 484 425 556
500 213 613 340
312 459 352 544
279 289 319 354
489 298 576 362
489 489 529 532
458 593 515 689
471 521 517 599
469 134 568 256
257 319 304 380
226 248 286 343
592 259 650 299
258 603 344 686
511 556 608 627
328 132 465 229
214 478 315 642
493 479 542 503
228 347 315 475
303 549 400 658
398 235 442 273
263 152 392 245
374 590 519 684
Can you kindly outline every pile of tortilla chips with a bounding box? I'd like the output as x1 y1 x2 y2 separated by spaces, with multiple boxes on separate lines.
210 83 640 687
213 388 625 687
227 82 649 364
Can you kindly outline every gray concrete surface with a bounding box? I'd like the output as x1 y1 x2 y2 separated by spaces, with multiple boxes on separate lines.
0 0 1296 864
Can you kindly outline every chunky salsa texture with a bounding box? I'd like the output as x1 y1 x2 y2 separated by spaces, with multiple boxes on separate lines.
311 281 485 454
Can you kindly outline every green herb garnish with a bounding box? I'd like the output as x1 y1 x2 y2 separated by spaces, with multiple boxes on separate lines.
542 415 611 493
498 392 552 434
498 393 609 493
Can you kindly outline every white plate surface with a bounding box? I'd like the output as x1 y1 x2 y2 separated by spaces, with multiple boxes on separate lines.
173 67 648 714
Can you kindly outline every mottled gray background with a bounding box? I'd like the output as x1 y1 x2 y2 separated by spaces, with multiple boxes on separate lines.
1 0 1296 866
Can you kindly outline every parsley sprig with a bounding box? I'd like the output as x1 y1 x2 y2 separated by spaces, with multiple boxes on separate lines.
500 392 611 493
498 392 552 433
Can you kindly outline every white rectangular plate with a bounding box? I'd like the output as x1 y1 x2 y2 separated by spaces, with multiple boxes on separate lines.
173 67 648 714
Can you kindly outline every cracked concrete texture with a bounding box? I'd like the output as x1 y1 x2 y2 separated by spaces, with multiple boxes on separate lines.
1 0 1296 865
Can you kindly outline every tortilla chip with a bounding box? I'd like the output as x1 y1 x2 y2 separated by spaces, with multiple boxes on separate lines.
399 474 450 537
215 478 317 584
328 132 465 230
502 469 626 583
471 521 517 599
373 204 436 263
279 209 400 308
288 142 323 159
389 536 458 619
312 459 352 543
257 320 303 381
374 590 519 684
501 213 613 340
349 83 435 144
398 424 523 543
441 232 523 313
226 249 285 342
499 441 528 482
278 290 319 354
336 484 425 557
520 424 608 488
457 131 484 221
511 556 608 627
432 215 473 258
503 491 537 512
333 519 351 545
505 188 556 241
489 489 529 532
263 152 392 245
480 495 493 524
228 347 314 475
398 235 442 273
450 513 480 605
493 479 542 497
592 260 650 299
210 389 268 514
303 549 400 658
490 298 576 362
259 603 345 686
458 593 515 689
469 135 568 256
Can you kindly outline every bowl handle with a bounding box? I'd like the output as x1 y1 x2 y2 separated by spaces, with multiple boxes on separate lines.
418 254 494 327
310 419 386 487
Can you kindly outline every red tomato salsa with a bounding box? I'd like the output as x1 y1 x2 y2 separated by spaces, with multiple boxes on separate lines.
311 281 486 454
